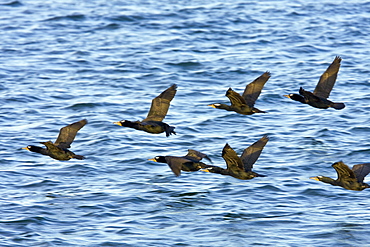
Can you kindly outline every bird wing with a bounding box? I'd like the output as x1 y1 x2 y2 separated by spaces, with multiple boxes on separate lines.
54 119 88 149
242 72 270 107
165 156 186 176
352 163 370 183
41 141 62 152
299 87 321 102
240 135 269 172
313 56 341 99
225 88 247 107
222 143 244 171
143 84 177 122
185 149 212 163
332 161 356 180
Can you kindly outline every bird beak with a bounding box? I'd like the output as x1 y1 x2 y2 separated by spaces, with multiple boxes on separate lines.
309 176 319 181
148 158 157 162
22 147 30 151
283 95 291 99
201 169 211 172
207 104 216 108
113 122 122 126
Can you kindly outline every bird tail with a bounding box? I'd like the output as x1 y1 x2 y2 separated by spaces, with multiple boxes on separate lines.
165 126 176 137
330 102 345 110
255 173 266 177
72 155 85 160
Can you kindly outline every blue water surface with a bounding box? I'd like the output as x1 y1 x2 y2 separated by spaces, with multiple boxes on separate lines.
1 0 370 246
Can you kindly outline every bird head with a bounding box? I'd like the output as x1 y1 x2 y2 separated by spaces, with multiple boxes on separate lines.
22 145 44 154
113 121 124 126
283 94 297 99
208 103 220 109
148 156 167 163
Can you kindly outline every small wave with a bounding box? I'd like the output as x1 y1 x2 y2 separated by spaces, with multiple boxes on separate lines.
0 216 49 225
287 44 329 54
44 14 86 22
6 95 42 103
108 15 144 22
65 102 121 111
349 126 370 133
94 23 121 31
16 179 60 188
166 61 203 67
1 1 23 7
67 102 102 109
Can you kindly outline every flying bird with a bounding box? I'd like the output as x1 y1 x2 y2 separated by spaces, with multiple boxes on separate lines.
148 149 215 176
203 135 269 180
114 84 177 137
284 56 345 110
22 119 87 160
208 72 270 115
310 161 370 191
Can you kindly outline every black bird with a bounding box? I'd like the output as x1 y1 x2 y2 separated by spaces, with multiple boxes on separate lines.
22 119 87 160
114 84 177 137
203 135 269 180
284 56 345 110
208 72 270 115
148 149 215 176
310 161 370 191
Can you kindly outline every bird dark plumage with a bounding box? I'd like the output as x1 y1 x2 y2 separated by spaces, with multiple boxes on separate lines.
203 135 269 180
22 119 87 160
148 149 215 176
208 72 270 115
114 84 177 137
284 56 345 110
310 161 370 191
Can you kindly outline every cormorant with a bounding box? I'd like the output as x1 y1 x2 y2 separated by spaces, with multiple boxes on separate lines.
114 84 177 137
310 161 370 191
284 56 345 110
22 119 87 160
208 72 270 115
148 149 215 176
203 135 269 180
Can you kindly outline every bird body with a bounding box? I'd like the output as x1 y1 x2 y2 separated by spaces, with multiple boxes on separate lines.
40 141 84 160
310 161 370 191
284 56 345 110
115 120 175 136
203 135 269 180
23 119 87 161
148 149 214 176
114 84 177 137
209 72 270 115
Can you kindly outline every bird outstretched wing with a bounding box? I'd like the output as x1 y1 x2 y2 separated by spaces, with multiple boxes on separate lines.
332 161 356 180
185 149 212 163
240 135 269 172
242 72 270 107
165 156 186 176
352 163 370 183
222 143 244 171
54 119 87 149
144 84 177 122
313 56 341 99
225 88 247 107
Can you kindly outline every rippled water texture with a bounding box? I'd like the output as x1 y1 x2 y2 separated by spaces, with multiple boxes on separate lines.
1 0 370 246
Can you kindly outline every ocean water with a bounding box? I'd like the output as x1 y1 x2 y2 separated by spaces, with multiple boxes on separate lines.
1 0 370 246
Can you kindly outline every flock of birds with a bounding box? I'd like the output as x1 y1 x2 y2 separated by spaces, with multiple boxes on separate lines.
22 56 370 191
